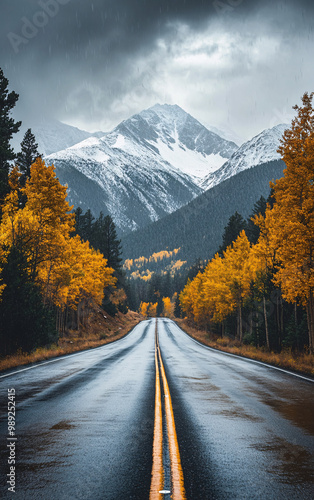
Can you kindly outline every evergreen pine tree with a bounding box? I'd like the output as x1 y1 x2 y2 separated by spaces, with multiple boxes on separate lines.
0 246 57 355
74 206 83 235
218 211 247 255
174 293 182 318
17 128 40 186
246 196 267 244
0 68 21 203
80 209 95 242
93 213 122 271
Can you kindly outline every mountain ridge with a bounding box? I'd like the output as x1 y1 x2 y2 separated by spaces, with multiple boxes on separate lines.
45 104 240 232
121 159 286 263
202 123 288 190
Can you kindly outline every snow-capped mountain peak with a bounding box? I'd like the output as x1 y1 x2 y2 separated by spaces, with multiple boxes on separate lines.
201 123 288 190
42 105 287 233
113 104 238 183
46 105 210 233
12 117 105 156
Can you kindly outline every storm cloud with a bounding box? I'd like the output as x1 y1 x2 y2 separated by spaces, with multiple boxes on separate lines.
1 0 314 141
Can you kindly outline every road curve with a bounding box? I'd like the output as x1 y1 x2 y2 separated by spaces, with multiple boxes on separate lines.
0 318 314 499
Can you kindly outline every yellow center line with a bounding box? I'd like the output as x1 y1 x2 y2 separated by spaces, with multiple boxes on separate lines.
150 326 164 500
153 320 186 500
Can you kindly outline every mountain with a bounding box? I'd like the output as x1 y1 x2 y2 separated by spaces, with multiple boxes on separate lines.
121 159 286 264
202 124 288 190
47 130 202 234
206 124 244 147
115 104 238 184
46 104 238 233
13 118 104 156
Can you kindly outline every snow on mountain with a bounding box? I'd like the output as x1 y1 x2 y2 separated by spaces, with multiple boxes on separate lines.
45 104 240 232
201 124 288 190
12 118 105 156
115 104 238 184
43 106 286 234
46 112 203 233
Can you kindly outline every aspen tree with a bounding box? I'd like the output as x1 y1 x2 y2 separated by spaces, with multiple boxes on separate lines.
269 92 314 351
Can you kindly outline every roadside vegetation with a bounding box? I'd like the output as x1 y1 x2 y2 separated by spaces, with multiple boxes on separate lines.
180 93 314 357
1 68 314 377
176 319 314 377
0 68 131 366
0 308 141 372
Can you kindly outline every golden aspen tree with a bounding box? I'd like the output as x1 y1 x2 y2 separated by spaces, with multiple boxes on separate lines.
180 274 202 323
252 208 279 349
38 235 115 310
179 279 194 320
180 233 257 336
162 296 173 318
202 253 235 324
22 157 75 280
0 159 116 329
222 231 256 341
139 302 149 317
148 302 158 317
192 270 212 327
269 92 314 351
0 167 23 298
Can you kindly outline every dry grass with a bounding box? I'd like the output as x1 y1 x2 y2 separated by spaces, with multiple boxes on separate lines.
176 319 314 377
0 309 142 373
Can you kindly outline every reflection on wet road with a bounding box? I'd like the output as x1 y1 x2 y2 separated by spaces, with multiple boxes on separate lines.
158 319 314 499
0 320 156 499
0 318 313 499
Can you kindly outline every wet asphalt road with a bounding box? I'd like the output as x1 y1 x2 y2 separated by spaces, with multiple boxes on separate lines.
1 318 314 499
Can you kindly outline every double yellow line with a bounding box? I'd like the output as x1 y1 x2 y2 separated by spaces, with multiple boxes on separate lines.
150 321 186 500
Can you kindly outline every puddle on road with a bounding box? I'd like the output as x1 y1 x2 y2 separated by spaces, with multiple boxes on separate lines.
14 421 75 476
251 437 314 485
183 377 263 423
50 420 76 431
214 406 263 422
242 376 314 436
254 392 314 436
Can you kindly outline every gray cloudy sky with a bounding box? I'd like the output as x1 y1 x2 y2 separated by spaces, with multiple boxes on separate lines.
1 0 314 142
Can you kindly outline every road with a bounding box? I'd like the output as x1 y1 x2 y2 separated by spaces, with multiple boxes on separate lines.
0 318 314 499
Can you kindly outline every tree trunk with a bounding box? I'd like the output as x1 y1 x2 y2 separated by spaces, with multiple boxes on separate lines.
77 302 81 334
239 303 243 343
256 309 260 348
263 296 270 351
249 312 253 339
276 295 281 348
294 302 299 351
280 297 284 341
306 290 314 353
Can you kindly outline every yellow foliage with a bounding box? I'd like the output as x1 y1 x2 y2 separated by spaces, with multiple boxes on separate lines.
171 260 187 272
139 302 149 316
141 272 152 281
110 288 127 306
162 296 173 318
124 248 181 271
148 302 158 317
268 93 314 309
180 232 258 330
0 158 115 308
124 259 133 270
139 301 158 317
